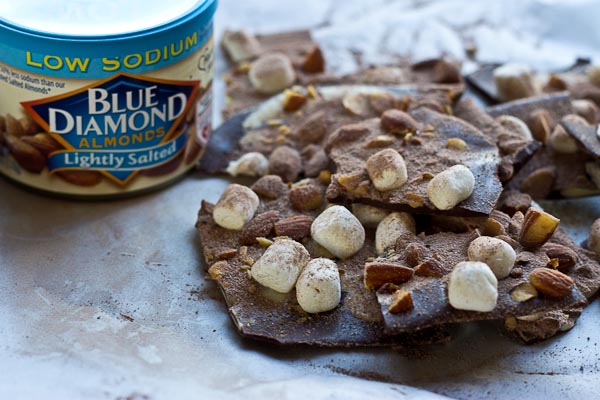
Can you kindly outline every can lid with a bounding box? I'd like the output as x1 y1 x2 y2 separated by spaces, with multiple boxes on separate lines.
0 0 211 37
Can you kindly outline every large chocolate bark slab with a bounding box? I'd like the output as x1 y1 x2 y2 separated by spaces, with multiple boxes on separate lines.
376 226 589 334
195 187 449 347
326 108 502 216
200 85 459 176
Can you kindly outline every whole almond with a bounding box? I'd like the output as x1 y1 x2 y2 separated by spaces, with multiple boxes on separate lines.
274 215 313 240
240 210 280 245
368 93 398 115
6 114 25 137
380 109 418 135
21 133 62 156
251 175 288 199
294 110 327 144
268 145 302 182
364 261 414 290
5 134 46 173
529 267 574 298
541 242 578 271
520 167 556 200
289 183 323 211
527 109 554 143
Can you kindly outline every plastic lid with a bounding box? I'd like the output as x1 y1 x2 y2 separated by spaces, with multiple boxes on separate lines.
0 0 208 37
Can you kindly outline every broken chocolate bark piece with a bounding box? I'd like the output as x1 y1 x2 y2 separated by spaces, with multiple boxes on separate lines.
560 114 600 158
195 180 449 346
326 107 502 216
504 227 600 343
487 93 600 197
200 85 459 177
222 30 321 118
453 98 540 175
221 29 465 118
486 92 573 123
375 210 590 334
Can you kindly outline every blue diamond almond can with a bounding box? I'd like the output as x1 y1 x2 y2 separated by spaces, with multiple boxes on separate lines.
0 0 217 197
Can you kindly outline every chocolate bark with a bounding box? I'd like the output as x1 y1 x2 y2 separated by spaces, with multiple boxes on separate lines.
326 108 502 216
375 210 591 334
195 180 449 346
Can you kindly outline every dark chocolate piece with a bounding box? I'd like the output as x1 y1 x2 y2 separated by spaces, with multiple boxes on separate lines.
376 223 589 334
326 108 502 217
487 93 600 198
486 92 573 122
561 115 600 158
195 182 449 346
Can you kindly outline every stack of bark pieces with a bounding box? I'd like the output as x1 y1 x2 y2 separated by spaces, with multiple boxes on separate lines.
195 30 600 347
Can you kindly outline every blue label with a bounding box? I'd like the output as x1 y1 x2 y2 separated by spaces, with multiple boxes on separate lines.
0 0 217 79
22 73 199 184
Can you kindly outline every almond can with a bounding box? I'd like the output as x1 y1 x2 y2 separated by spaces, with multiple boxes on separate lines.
0 0 217 197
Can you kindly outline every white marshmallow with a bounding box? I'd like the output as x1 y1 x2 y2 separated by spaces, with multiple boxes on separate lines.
427 165 475 210
549 125 578 154
365 149 408 191
351 204 390 228
448 261 498 312
493 63 536 102
222 30 262 63
249 53 296 94
467 236 516 279
251 238 310 293
226 152 269 177
296 258 341 313
375 212 416 254
213 184 260 230
311 205 365 259
495 115 533 140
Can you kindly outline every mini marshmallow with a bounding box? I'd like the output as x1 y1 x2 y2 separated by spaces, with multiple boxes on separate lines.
427 165 475 210
222 30 262 63
296 258 341 313
311 205 365 259
213 183 260 230
251 238 310 293
375 212 416 254
549 125 578 154
495 115 533 140
493 63 536 102
588 218 600 259
448 261 498 312
249 53 296 94
365 148 408 191
467 236 516 279
226 152 269 177
351 203 390 228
